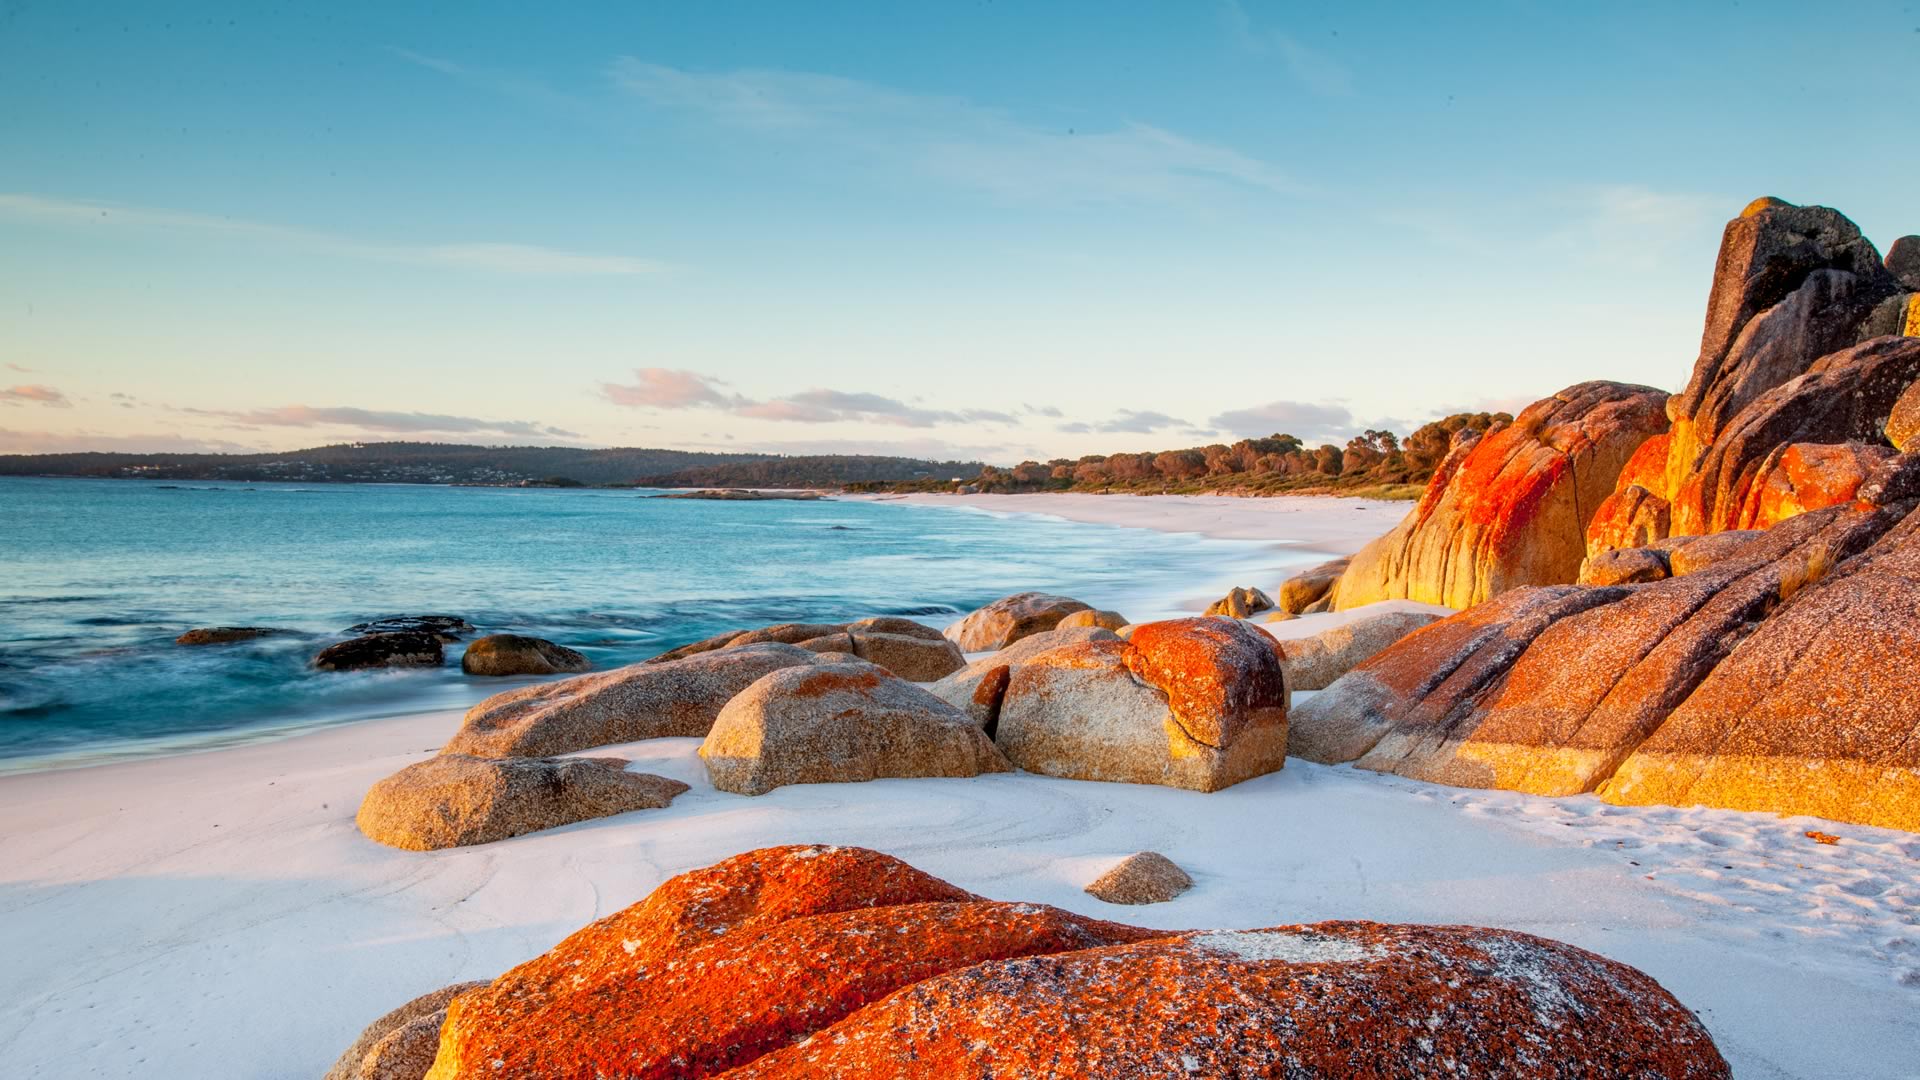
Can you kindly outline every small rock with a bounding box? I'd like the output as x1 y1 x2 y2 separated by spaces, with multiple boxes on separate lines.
1888 235 1920 291
850 630 966 682
1277 557 1350 613
1578 547 1672 587
1665 530 1767 576
325 980 488 1080
460 634 591 677
1263 610 1297 623
1084 851 1193 905
1056 609 1128 632
356 754 687 850
943 593 1091 651
175 626 284 646
314 632 444 671
1204 586 1274 619
345 615 475 641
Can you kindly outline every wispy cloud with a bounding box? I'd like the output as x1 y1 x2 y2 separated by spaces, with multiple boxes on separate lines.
1057 408 1196 435
0 428 261 455
1 384 70 407
0 193 667 277
609 59 1295 206
1543 185 1729 270
601 369 1020 429
1220 0 1354 96
1209 399 1358 443
185 404 580 440
5 363 34 373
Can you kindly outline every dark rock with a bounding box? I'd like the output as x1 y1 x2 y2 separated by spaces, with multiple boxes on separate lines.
174 626 285 646
314 632 444 671
346 615 475 642
1858 452 1920 506
1888 234 1920 290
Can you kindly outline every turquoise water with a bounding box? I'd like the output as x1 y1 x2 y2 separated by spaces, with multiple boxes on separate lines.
0 477 1270 770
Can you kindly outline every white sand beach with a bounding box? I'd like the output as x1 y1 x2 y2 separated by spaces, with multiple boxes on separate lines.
3 494 1917 1079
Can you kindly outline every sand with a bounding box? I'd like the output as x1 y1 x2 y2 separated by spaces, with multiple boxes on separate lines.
2 492 1915 1079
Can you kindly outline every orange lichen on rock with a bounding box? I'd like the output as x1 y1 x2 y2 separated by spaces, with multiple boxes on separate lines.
412 846 1729 1080
1734 442 1892 531
1120 617 1288 748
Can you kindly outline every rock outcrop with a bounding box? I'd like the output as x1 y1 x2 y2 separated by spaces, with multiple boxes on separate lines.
459 634 590 677
314 632 444 671
1329 381 1670 611
174 626 284 646
1056 608 1128 632
445 643 820 758
942 592 1091 651
644 618 958 681
347 615 475 641
1578 546 1671 586
846 630 965 681
415 845 1730 1080
926 625 1120 734
1889 378 1920 451
1732 441 1892 530
1083 851 1193 905
357 754 687 851
1203 585 1273 618
699 662 1010 795
1292 499 1920 829
325 981 486 1080
1276 556 1349 613
994 618 1288 792
1276 610 1443 691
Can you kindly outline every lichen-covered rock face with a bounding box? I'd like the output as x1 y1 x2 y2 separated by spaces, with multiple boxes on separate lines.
356 754 687 851
458 634 590 677
445 643 821 758
326 981 486 1080
698 662 1010 795
1277 610 1443 692
1889 378 1920 452
1330 381 1671 611
1083 851 1193 905
1056 608 1128 632
925 625 1121 733
1733 442 1892 530
314 632 444 671
416 846 1728 1080
1276 556 1350 613
1295 501 1920 828
1664 529 1767 577
1585 432 1674 557
1578 546 1671 587
941 592 1091 651
995 621 1289 793
847 630 964 682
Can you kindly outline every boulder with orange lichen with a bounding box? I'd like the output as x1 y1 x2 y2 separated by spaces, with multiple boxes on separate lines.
994 618 1288 792
1733 441 1893 530
699 660 1009 795
1329 380 1670 611
406 845 1729 1080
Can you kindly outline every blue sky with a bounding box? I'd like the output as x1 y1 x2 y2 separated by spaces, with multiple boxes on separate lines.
3 1 1917 460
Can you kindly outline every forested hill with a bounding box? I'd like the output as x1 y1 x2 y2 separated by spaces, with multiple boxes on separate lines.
0 442 973 487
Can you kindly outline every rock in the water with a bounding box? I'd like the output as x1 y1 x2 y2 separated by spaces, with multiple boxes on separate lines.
356 754 687 851
1578 546 1671 586
1083 851 1193 905
1890 378 1920 452
421 846 1730 1080
1278 610 1443 691
175 626 284 646
1056 608 1128 632
926 625 1121 734
446 643 820 757
699 662 1010 795
1331 381 1670 610
1203 585 1273 619
459 634 590 677
346 615 475 641
848 630 965 682
325 981 486 1080
996 619 1288 792
1276 556 1349 613
314 632 444 671
1732 441 1892 530
942 592 1091 651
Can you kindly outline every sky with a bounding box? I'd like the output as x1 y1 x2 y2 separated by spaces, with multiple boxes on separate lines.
3 1 1917 462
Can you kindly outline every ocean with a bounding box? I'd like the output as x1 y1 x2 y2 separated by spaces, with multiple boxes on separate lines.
0 477 1272 771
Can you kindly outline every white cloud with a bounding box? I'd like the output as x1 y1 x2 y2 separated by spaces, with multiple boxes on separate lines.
609 59 1294 206
0 193 667 277
185 404 580 440
0 384 70 407
1209 400 1358 442
601 370 1020 429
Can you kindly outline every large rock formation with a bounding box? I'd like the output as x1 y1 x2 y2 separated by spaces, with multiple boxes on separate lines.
1276 610 1443 691
445 643 820 758
1731 441 1892 530
1586 199 1911 553
1276 555 1349 613
411 845 1729 1079
1292 497 1920 830
926 624 1121 733
458 634 590 677
994 619 1288 792
1329 381 1670 610
699 661 1010 795
1889 377 1920 451
356 754 688 851
942 592 1091 651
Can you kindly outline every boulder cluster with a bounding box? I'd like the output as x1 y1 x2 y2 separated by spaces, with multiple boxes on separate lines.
335 845 1730 1079
1293 198 1920 830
